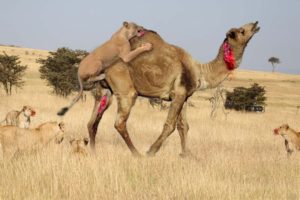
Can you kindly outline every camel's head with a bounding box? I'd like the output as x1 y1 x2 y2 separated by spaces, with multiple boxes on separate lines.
274 124 289 136
226 21 260 47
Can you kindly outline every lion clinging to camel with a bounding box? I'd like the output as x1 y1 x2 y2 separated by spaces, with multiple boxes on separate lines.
65 21 260 157
58 22 152 116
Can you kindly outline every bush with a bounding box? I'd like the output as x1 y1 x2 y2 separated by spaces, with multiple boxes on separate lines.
0 53 27 95
225 83 266 111
38 47 88 97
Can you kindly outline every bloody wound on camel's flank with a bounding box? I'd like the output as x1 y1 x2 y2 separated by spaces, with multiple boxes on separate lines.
76 22 260 156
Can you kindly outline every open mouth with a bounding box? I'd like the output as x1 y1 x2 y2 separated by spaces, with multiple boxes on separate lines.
252 21 260 33
273 128 279 135
31 111 36 116
137 29 145 37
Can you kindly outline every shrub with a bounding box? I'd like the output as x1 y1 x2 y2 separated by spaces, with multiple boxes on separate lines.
38 47 88 97
225 83 266 111
0 53 27 95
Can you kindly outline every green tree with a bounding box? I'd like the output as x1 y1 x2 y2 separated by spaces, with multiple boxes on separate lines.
38 47 88 97
225 83 266 111
268 57 280 72
0 53 27 95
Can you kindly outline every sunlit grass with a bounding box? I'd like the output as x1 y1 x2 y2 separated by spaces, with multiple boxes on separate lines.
0 47 300 199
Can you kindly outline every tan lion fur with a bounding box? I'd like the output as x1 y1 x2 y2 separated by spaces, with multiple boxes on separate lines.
0 105 36 129
0 121 65 160
274 124 300 156
58 21 152 116
69 137 89 156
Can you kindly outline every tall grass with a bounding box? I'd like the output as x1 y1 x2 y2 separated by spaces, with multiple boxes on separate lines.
0 74 299 200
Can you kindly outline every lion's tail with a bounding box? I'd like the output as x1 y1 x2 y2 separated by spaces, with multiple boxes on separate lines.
57 73 83 116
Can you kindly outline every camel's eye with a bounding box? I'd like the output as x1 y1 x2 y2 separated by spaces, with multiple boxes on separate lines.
241 29 245 35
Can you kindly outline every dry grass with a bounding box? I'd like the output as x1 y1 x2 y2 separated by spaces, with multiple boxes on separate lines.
0 46 300 200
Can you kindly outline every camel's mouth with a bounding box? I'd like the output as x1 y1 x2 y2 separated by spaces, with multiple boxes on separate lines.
252 21 260 33
273 128 279 135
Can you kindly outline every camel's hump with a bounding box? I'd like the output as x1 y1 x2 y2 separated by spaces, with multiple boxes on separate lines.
130 29 165 48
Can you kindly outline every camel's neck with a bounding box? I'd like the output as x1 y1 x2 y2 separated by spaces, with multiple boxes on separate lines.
196 40 245 89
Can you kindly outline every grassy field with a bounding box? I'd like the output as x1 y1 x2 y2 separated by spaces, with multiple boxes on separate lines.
0 46 300 199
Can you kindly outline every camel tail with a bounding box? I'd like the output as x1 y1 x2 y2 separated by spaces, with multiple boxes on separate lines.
57 73 83 116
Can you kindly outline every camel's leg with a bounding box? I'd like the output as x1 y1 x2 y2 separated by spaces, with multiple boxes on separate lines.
114 92 141 156
87 85 112 150
147 90 186 156
176 103 190 156
103 62 140 156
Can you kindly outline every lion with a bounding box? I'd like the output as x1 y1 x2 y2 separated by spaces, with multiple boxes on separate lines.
69 137 89 156
0 106 36 128
274 124 300 157
57 21 153 116
0 121 65 160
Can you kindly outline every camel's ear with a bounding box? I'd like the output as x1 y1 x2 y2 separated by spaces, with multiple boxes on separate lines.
123 21 129 28
286 124 289 130
22 106 27 111
83 138 89 146
227 28 236 39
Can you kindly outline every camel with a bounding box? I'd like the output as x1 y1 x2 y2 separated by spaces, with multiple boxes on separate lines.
86 21 260 156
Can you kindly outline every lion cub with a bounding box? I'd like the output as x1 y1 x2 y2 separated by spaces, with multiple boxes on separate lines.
274 124 300 157
0 106 36 128
58 21 152 116
69 137 89 156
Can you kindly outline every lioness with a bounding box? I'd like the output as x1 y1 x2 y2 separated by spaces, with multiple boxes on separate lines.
0 121 65 160
0 106 36 128
58 21 152 116
69 137 89 156
274 124 300 156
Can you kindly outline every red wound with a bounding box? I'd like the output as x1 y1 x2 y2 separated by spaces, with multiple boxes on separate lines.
223 41 235 70
98 95 108 114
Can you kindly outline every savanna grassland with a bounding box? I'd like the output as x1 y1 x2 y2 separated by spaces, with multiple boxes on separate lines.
0 46 300 200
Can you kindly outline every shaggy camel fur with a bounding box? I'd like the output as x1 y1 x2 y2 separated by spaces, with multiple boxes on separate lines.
274 124 300 157
86 22 260 156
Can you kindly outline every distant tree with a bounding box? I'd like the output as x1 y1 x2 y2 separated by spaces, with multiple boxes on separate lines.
225 83 266 111
0 53 27 95
38 47 88 97
268 57 280 72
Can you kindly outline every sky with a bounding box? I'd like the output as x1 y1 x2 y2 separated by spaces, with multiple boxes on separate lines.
1 0 300 74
